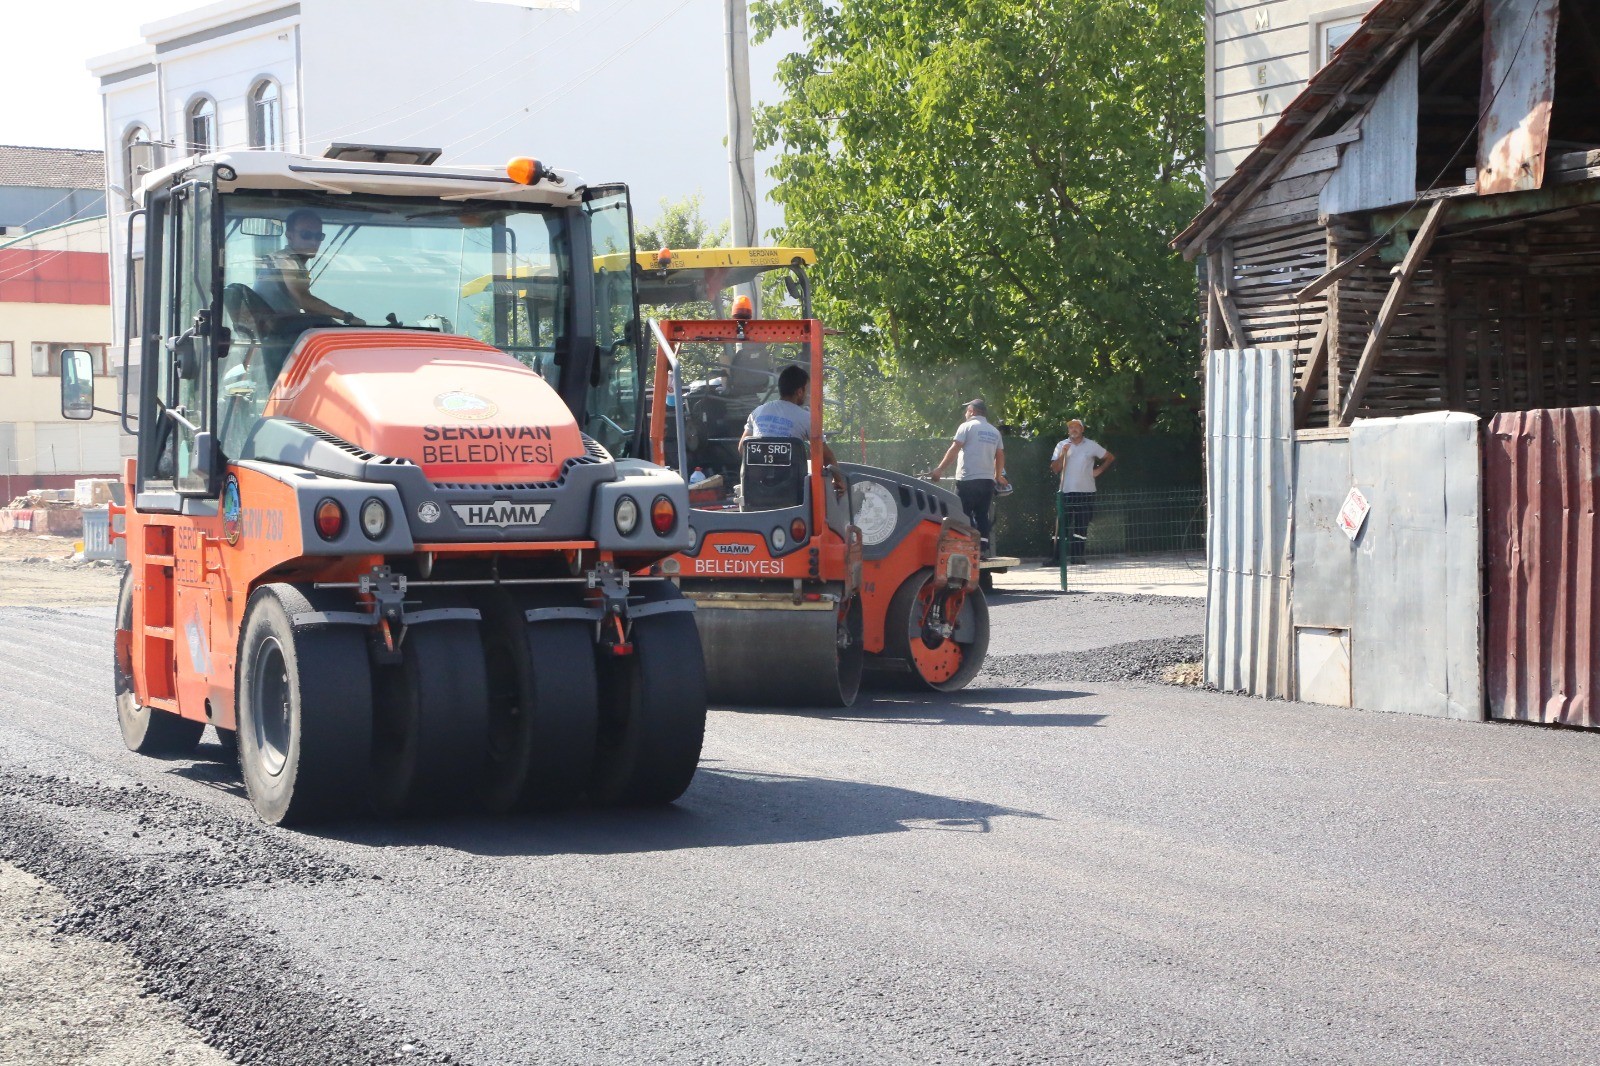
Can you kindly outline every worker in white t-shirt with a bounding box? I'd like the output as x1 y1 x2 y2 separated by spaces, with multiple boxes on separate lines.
1050 419 1115 565
927 398 1008 555
740 364 844 493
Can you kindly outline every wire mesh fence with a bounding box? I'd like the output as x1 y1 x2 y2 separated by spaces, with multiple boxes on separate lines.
1051 487 1207 594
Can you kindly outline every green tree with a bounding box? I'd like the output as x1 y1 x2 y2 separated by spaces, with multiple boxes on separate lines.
635 192 730 257
752 0 1204 437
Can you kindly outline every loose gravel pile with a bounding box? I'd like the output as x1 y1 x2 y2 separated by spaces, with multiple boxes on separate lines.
0 770 461 1066
977 634 1205 687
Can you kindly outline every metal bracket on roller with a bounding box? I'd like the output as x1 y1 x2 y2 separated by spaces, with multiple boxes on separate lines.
293 565 479 665
524 605 605 624
627 599 696 619
587 562 635 656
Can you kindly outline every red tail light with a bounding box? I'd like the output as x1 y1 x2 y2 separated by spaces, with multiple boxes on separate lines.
650 495 676 535
790 518 807 544
314 498 345 540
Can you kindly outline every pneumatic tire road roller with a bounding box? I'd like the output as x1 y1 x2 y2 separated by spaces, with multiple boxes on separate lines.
73 146 708 825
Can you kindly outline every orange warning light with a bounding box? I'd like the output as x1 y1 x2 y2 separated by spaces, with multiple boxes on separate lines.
506 157 545 185
731 294 754 320
656 247 673 267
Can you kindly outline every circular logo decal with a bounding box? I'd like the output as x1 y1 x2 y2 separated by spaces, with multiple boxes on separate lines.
417 500 442 524
222 475 242 545
434 391 498 420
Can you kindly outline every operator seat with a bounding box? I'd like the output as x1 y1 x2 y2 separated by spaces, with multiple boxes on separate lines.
739 436 806 511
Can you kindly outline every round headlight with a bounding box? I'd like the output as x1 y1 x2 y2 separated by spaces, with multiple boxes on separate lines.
359 497 389 540
771 526 788 551
615 496 639 535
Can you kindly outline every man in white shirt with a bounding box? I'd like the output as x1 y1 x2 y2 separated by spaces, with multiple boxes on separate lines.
1050 419 1114 564
928 398 1008 555
740 364 844 492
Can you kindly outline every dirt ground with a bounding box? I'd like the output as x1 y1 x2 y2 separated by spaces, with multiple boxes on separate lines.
0 861 230 1065
0 533 121 609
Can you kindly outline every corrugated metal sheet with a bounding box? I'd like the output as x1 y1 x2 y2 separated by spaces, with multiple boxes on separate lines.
1484 408 1600 728
1291 435 1354 630
1320 44 1418 216
1477 0 1561 195
1349 412 1482 720
1205 349 1294 697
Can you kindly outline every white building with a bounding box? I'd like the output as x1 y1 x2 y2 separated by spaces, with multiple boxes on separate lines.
1207 0 1380 187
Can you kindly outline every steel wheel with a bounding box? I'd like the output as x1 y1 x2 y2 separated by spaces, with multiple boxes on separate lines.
884 568 990 692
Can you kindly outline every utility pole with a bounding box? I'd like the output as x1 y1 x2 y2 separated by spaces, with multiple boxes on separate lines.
724 0 759 312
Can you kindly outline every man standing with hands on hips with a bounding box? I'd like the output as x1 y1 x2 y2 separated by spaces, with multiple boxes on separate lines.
1052 418 1114 565
927 399 1008 558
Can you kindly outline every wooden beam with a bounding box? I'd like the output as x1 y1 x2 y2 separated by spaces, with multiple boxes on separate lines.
1339 199 1448 426
1209 249 1251 348
1294 316 1331 428
1419 0 1484 68
1294 242 1380 303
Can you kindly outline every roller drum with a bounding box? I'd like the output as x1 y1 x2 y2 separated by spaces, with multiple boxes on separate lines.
696 601 863 708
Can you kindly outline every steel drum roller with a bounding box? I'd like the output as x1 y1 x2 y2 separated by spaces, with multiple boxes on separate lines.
695 599 864 707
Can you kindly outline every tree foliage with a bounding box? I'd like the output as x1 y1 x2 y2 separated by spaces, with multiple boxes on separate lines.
751 0 1205 436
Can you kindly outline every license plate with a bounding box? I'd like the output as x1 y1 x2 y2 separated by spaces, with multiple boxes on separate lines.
748 441 793 466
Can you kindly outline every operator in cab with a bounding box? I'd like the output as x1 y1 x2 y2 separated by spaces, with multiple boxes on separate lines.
257 209 366 326
740 364 846 494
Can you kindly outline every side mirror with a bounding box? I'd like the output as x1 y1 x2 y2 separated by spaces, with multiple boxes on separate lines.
60 348 96 420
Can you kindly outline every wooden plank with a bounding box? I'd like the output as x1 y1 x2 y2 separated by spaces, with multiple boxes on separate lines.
1294 316 1331 428
1211 247 1250 348
1339 199 1448 426
1302 128 1363 154
1255 170 1339 210
1294 241 1381 303
1232 196 1323 230
1277 146 1343 183
1419 0 1485 68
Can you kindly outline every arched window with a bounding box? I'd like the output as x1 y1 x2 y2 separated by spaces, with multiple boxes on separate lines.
187 96 217 154
122 124 154 188
249 79 282 150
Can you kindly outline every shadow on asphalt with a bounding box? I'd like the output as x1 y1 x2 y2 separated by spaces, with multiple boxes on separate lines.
310 767 1047 855
728 685 1103 727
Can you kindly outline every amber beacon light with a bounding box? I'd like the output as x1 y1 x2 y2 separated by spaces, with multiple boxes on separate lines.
506 157 551 185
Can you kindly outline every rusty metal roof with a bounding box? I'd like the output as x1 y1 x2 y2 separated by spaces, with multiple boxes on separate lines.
0 145 105 190
1176 0 1455 256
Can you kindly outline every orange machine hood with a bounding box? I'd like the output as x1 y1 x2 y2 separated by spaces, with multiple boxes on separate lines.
264 330 585 485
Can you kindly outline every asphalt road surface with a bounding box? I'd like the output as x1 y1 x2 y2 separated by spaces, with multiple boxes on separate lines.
1 590 1596 1065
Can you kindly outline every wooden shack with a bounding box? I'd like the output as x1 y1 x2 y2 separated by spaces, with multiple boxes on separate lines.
1179 0 1599 430
1180 0 1600 729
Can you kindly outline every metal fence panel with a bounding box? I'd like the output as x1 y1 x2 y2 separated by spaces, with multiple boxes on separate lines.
1291 435 1353 630
1205 349 1294 697
1349 412 1482 721
1484 407 1600 728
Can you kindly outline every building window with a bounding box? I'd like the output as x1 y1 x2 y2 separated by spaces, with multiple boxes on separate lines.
187 96 217 154
249 79 282 149
122 124 154 189
1319 18 1362 67
31 343 109 378
0 342 13 375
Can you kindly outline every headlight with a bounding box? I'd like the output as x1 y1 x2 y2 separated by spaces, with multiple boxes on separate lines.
771 526 788 551
359 498 389 540
615 496 639 535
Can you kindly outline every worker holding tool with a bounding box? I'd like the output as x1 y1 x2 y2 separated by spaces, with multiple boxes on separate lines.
927 398 1008 557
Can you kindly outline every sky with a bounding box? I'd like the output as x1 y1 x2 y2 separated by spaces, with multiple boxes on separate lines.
0 0 801 233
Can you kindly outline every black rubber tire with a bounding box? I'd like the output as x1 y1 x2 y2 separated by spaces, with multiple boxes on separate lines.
114 567 204 758
589 585 707 806
882 568 991 693
236 584 373 825
475 589 599 814
370 616 489 817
